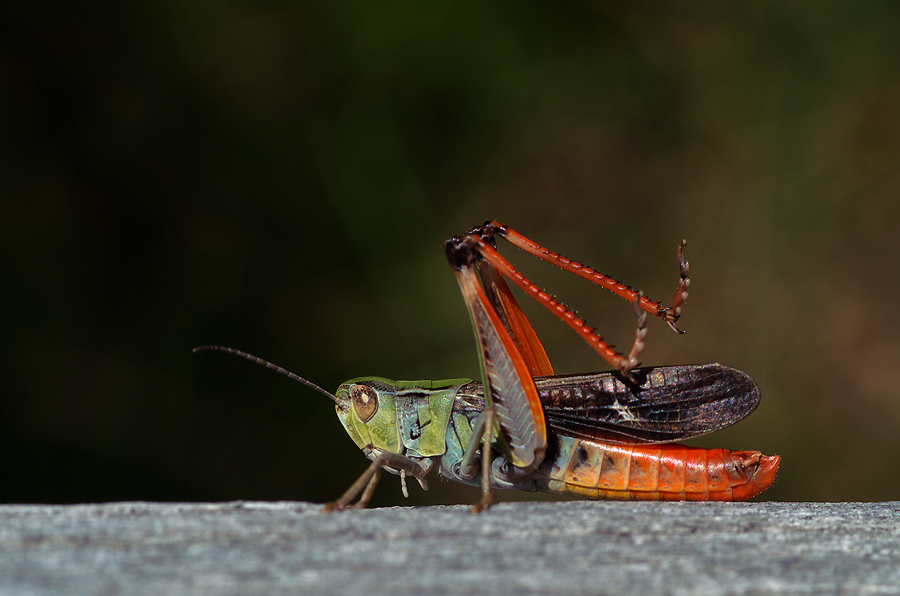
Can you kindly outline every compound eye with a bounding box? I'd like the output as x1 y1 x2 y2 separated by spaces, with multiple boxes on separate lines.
350 384 378 422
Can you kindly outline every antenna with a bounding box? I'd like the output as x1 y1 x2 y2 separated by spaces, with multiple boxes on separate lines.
192 345 341 404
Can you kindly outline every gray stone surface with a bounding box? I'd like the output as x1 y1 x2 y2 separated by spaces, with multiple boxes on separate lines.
0 500 898 596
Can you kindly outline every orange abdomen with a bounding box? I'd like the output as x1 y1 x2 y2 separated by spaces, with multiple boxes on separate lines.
534 434 780 501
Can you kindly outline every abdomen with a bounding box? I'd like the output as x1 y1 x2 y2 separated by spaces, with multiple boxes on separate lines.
534 434 780 501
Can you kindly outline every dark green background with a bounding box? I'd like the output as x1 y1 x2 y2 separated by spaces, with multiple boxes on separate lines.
3 2 899 506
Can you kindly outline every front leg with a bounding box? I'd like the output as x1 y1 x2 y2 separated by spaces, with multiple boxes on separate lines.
323 452 430 512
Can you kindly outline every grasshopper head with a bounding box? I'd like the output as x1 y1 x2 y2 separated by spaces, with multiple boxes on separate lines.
335 377 402 455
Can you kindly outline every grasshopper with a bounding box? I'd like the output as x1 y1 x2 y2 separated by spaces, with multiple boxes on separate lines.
196 221 779 511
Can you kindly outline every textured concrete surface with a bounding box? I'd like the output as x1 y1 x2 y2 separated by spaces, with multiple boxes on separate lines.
1 500 898 596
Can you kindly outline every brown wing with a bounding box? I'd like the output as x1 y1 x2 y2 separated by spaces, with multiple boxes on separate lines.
536 363 760 444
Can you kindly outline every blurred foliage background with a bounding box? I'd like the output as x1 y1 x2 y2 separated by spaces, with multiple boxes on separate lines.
2 2 899 507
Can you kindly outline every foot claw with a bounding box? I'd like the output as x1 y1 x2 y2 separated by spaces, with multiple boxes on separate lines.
321 501 342 513
470 493 493 514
